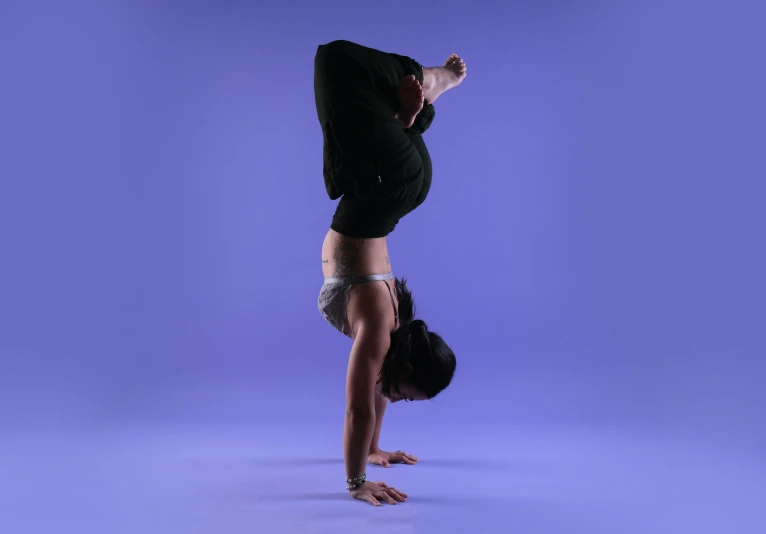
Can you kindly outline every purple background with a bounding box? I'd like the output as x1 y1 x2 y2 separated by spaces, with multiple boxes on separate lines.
1 0 764 532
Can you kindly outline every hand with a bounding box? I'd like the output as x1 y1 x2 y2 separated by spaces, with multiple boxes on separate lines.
349 481 408 506
368 448 419 468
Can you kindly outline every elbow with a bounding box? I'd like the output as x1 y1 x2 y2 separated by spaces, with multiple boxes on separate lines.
345 407 374 420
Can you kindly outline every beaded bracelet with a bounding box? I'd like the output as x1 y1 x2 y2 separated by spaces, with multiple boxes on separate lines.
346 473 367 491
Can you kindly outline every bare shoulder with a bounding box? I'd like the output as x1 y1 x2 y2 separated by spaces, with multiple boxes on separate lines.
346 282 397 340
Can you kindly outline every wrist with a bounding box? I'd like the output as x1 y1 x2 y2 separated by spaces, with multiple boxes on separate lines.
346 473 367 491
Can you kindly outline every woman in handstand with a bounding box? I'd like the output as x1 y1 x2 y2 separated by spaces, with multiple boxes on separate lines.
314 40 467 506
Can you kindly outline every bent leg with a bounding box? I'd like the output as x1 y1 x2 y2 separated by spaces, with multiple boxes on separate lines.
315 40 429 120
314 41 436 237
330 130 433 238
314 41 437 199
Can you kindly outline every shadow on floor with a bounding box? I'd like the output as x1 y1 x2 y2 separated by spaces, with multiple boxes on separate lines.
416 458 518 471
252 492 351 502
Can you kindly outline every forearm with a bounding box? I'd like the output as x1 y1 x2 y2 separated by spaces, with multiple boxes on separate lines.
343 412 375 479
369 391 388 452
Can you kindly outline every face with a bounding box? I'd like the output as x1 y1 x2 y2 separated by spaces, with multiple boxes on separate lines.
385 382 428 403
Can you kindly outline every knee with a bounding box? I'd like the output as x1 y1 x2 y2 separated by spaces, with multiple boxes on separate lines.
315 44 335 67
314 43 352 80
323 39 352 48
315 40 352 64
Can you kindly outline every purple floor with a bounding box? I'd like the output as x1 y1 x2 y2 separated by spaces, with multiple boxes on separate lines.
4 414 764 534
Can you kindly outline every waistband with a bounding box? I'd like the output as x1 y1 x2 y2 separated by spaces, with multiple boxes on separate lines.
323 272 395 285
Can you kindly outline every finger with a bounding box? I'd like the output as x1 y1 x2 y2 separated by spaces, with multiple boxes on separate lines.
386 488 407 502
377 492 397 505
391 454 416 465
404 453 419 462
365 495 381 507
391 487 408 498
375 481 389 488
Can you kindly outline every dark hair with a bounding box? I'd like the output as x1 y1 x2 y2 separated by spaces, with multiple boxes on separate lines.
378 278 456 399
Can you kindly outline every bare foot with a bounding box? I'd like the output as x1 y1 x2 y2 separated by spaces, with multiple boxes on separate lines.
422 54 467 105
395 74 425 128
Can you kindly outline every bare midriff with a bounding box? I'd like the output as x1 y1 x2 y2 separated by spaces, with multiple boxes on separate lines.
321 229 398 338
321 229 393 279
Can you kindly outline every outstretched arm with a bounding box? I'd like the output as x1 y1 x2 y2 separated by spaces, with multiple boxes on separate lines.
343 325 389 481
344 335 377 481
369 391 388 453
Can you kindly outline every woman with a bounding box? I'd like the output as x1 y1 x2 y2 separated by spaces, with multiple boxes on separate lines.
314 40 467 506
